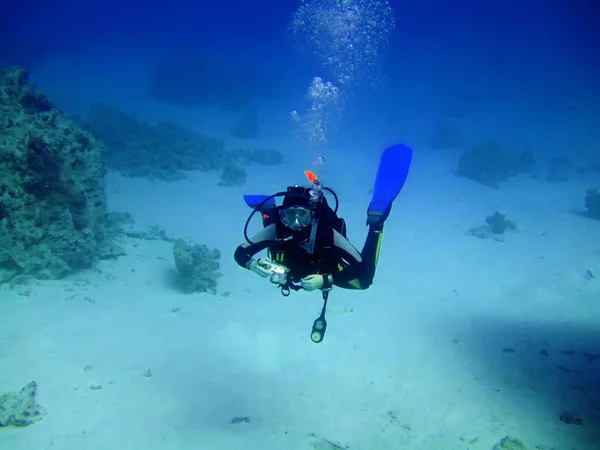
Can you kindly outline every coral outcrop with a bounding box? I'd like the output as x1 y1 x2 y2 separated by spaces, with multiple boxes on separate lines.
79 103 230 181
77 103 283 183
0 381 45 427
0 67 107 283
172 239 221 294
492 436 527 450
465 211 518 242
457 140 534 188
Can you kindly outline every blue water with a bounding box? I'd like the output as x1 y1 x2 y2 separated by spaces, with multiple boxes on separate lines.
2 1 600 449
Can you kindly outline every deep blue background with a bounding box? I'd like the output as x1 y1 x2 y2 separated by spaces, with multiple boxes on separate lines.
3 0 600 154
3 0 599 73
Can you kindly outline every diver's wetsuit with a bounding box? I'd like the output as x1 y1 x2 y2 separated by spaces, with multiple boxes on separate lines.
234 223 383 290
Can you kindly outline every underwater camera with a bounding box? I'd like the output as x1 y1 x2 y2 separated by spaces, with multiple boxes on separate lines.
258 260 290 285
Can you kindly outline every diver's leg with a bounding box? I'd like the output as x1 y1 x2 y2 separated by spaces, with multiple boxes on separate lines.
334 224 384 290
335 223 383 290
357 224 384 288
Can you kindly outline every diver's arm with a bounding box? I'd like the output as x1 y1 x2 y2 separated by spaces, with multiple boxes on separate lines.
234 224 278 269
329 230 365 284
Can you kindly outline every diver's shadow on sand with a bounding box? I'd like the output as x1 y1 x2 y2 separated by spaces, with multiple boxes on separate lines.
440 315 600 444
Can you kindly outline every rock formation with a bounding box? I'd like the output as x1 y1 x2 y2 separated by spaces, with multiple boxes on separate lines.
0 67 106 283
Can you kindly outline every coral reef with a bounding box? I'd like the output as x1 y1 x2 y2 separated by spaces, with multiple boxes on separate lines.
485 211 518 234
78 103 231 181
173 239 221 294
559 410 583 425
492 436 527 450
0 381 45 427
78 104 284 184
465 211 518 242
218 164 247 187
457 140 534 188
0 67 107 283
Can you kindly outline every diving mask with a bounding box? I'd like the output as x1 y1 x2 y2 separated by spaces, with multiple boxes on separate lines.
280 206 313 231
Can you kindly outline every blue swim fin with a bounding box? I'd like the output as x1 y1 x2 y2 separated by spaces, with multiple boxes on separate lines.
244 194 276 211
367 143 413 226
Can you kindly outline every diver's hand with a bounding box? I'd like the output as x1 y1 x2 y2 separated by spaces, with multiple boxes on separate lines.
301 274 324 291
247 258 271 278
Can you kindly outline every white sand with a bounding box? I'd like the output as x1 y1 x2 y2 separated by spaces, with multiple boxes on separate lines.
2 150 599 449
1 57 600 450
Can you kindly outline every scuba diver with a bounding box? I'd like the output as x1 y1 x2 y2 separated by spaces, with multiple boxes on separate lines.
234 143 412 343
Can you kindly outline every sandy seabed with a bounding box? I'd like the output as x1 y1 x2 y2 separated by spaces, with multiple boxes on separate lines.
2 144 600 450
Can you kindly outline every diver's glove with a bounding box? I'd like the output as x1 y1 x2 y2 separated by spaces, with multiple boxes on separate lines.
301 274 333 291
247 258 271 278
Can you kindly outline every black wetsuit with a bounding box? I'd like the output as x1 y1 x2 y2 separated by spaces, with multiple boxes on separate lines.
234 220 383 290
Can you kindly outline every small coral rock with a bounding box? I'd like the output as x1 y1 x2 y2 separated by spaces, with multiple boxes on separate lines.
0 381 46 427
173 239 221 294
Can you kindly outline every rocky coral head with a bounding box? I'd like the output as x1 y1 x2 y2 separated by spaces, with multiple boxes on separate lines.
0 67 54 113
486 211 518 234
0 66 107 284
